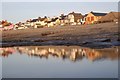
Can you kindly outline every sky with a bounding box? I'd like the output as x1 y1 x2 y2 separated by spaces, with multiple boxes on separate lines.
1 0 120 2
1 2 119 23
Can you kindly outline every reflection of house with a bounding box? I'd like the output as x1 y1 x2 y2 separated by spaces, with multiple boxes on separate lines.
84 49 102 61
1 46 119 61
98 12 120 23
69 49 78 61
68 12 83 25
85 11 107 24
0 48 16 57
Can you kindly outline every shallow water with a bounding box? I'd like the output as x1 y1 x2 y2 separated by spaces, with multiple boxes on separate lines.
0 46 119 78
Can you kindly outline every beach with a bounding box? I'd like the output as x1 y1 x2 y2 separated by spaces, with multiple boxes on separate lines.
1 22 119 48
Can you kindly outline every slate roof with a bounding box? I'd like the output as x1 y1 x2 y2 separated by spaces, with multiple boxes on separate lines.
91 11 107 16
60 15 67 20
83 14 88 17
30 19 38 22
51 17 59 22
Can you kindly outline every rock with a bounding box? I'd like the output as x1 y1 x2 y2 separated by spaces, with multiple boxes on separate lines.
101 39 111 42
95 38 111 42
82 42 90 45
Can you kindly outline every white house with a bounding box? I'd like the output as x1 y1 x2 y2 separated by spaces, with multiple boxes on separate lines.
68 12 83 24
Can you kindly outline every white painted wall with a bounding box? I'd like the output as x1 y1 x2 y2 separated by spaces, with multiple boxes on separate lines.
68 15 74 23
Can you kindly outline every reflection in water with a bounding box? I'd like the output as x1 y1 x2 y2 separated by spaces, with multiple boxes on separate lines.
0 46 119 62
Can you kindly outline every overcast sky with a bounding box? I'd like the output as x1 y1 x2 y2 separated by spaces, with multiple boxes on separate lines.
1 2 119 23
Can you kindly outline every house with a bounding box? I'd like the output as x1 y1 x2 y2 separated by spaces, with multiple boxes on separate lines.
51 17 60 25
0 21 3 31
6 24 14 30
68 12 83 25
98 12 120 23
59 14 69 25
1 20 14 31
80 14 88 24
0 26 3 31
55 18 61 25
47 21 54 27
35 17 49 28
24 21 31 28
81 48 100 61
47 17 60 27
29 17 47 28
30 19 39 28
85 11 107 24
14 22 27 30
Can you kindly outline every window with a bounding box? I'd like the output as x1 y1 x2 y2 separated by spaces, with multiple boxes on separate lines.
91 16 94 21
87 17 90 21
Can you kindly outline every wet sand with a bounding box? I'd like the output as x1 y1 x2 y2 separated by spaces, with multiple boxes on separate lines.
1 22 120 48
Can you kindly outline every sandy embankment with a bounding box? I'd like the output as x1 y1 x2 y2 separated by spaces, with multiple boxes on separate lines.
1 22 120 48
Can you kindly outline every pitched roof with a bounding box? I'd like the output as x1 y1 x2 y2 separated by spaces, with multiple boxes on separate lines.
98 12 120 22
60 14 67 20
69 12 83 17
30 19 38 22
39 17 47 21
51 17 59 22
68 12 83 20
83 14 88 17
91 11 107 16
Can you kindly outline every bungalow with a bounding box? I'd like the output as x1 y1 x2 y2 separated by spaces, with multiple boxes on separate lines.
68 12 83 25
98 12 120 23
85 11 107 24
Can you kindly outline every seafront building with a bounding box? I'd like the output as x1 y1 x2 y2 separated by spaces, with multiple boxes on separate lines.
98 12 120 23
82 11 107 24
0 11 119 31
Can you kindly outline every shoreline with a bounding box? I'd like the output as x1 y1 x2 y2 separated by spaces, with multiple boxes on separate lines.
1 22 119 48
1 41 120 49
